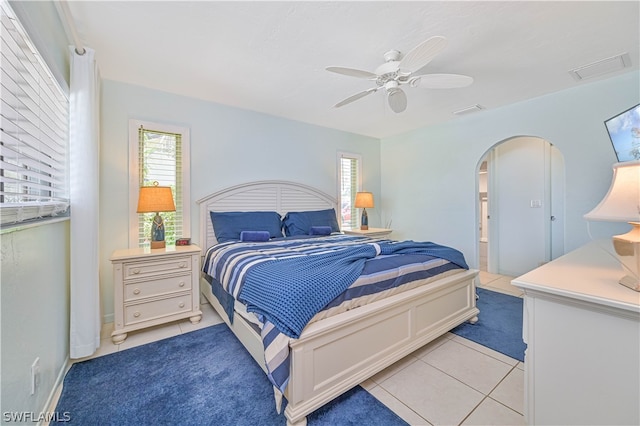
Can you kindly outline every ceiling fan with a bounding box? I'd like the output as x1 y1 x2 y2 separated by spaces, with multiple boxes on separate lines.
326 36 473 113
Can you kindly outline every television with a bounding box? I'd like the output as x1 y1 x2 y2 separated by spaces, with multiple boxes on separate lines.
604 103 640 162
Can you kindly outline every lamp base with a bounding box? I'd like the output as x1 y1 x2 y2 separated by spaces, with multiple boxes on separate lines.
150 212 166 250
150 240 166 249
360 208 369 231
612 221 640 292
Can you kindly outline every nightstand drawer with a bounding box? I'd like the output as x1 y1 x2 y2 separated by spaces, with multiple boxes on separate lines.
123 256 191 280
124 274 191 301
124 294 192 325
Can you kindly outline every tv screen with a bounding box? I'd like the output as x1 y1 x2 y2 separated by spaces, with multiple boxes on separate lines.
605 103 640 162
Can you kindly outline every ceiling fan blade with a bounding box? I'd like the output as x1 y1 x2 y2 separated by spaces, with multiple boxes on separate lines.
326 66 377 79
411 73 474 89
333 87 378 108
387 88 407 113
398 36 448 73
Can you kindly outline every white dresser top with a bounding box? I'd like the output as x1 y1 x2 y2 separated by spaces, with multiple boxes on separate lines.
110 244 201 261
512 240 640 313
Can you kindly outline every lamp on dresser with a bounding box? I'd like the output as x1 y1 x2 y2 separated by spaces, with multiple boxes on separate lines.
354 191 374 230
136 181 176 249
584 160 640 291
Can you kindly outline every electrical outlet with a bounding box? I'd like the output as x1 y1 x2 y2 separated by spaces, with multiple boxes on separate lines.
31 357 40 395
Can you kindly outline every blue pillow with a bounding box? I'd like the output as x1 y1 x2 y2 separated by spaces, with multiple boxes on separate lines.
309 226 332 236
210 211 283 243
282 208 340 237
240 230 271 242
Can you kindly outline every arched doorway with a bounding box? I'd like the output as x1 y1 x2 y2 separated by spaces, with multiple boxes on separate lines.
477 136 565 276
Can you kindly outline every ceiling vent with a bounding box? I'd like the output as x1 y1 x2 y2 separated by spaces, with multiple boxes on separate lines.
569 53 631 81
453 104 484 115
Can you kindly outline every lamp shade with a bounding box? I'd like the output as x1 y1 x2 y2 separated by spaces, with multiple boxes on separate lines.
584 161 640 222
354 192 374 209
136 184 176 213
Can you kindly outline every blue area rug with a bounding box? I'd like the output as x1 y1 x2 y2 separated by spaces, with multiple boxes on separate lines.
53 324 407 426
451 287 526 361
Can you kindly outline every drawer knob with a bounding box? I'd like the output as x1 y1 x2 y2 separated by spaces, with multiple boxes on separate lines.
178 262 187 268
132 268 141 274
133 289 141 295
133 312 141 318
178 281 185 287
179 302 185 308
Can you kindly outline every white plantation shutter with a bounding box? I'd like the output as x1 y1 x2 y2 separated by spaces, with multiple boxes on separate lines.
130 121 189 248
0 2 69 225
338 153 361 229
137 127 183 246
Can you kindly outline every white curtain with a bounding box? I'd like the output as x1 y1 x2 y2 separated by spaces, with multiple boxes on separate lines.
69 47 101 359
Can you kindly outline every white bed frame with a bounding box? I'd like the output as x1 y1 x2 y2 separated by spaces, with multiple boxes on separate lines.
197 180 479 426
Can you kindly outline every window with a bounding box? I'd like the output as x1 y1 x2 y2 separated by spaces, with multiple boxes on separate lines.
129 120 190 247
0 1 69 226
337 152 361 230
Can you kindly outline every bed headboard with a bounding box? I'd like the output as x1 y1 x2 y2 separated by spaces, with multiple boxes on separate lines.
196 180 338 249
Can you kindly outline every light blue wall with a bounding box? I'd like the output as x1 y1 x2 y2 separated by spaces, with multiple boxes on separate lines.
100 80 380 320
381 71 640 269
1 222 70 417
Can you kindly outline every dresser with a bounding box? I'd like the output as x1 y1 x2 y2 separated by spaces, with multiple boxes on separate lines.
512 240 640 425
110 245 202 344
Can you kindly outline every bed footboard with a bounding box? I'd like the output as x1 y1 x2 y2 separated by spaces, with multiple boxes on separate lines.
283 269 478 425
202 269 478 426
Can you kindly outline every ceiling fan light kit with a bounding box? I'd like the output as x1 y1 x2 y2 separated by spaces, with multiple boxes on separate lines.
327 36 473 113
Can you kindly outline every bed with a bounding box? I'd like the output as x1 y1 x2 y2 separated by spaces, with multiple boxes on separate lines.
197 180 479 426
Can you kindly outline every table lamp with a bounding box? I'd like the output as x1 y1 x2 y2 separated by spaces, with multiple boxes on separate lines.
584 160 640 291
355 191 374 230
137 182 176 249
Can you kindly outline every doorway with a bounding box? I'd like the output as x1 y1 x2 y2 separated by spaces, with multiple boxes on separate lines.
478 161 489 271
478 137 565 277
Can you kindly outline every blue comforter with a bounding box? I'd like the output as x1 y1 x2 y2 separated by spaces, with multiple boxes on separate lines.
240 239 467 339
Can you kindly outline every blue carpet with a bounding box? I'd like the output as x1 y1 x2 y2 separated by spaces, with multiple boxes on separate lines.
53 324 407 426
451 287 526 361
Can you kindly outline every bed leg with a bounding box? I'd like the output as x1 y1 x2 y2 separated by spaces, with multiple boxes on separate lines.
469 316 479 324
286 417 307 426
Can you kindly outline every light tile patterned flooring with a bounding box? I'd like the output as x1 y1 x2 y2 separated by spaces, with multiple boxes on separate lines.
65 271 524 426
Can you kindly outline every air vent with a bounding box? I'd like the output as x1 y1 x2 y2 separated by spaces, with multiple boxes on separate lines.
569 53 631 81
453 104 484 115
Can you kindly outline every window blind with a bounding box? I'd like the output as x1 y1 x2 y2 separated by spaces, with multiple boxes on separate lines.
137 126 182 246
340 156 359 229
0 2 69 226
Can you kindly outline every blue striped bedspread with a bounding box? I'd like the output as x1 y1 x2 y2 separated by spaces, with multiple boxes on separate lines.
202 234 468 396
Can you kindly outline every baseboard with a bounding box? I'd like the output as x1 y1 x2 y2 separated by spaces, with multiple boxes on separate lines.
103 312 114 324
38 356 72 426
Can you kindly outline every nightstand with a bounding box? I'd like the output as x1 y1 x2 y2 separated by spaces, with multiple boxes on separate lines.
343 228 393 237
110 244 203 344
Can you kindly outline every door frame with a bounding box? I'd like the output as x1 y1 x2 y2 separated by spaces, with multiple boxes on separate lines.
477 136 564 276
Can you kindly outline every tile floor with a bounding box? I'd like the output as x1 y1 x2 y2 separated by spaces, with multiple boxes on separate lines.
362 271 525 425
63 272 524 426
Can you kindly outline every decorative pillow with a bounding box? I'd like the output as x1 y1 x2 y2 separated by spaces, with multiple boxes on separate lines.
309 226 332 236
210 211 283 243
240 230 271 242
282 208 340 237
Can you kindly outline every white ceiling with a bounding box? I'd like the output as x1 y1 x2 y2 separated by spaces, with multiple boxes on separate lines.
66 1 640 139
